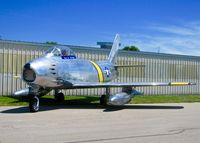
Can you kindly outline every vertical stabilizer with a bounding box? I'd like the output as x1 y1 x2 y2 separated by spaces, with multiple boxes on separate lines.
108 34 120 63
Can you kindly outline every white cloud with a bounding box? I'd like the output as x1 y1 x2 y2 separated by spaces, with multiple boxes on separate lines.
150 25 197 36
121 21 200 56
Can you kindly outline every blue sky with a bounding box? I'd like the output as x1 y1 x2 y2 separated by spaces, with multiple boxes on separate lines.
1 0 200 55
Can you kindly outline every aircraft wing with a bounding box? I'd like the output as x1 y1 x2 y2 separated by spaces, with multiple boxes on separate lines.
63 81 195 89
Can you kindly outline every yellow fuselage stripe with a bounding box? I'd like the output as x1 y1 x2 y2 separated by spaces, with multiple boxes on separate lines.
90 61 104 82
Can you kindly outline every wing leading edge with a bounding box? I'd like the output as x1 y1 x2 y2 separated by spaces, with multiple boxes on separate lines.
62 81 195 89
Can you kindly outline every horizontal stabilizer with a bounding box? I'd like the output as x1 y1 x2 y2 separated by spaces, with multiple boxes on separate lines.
114 65 145 68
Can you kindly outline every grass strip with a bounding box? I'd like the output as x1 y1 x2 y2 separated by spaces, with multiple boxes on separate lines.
0 95 200 106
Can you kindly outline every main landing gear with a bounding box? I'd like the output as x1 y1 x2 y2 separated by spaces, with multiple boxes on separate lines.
54 90 65 102
54 92 65 102
100 95 107 106
100 88 110 106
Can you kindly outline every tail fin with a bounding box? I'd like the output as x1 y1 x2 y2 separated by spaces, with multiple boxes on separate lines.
108 34 120 63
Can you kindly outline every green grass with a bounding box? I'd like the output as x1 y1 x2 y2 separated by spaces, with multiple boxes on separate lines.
0 96 29 106
0 95 200 106
131 95 200 104
0 96 99 106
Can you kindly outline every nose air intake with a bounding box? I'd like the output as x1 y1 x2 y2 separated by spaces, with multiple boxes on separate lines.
23 63 36 82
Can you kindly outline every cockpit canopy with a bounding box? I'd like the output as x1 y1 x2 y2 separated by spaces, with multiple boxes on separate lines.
45 46 76 59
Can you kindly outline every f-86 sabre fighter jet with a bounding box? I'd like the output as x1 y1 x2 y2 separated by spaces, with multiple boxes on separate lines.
14 34 195 112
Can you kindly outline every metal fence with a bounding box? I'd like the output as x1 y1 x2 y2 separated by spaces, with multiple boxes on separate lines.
0 40 199 96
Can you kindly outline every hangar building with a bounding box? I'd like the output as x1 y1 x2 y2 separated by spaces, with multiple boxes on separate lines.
0 39 199 96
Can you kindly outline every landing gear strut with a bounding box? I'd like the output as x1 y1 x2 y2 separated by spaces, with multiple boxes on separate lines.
100 95 107 106
29 96 39 112
54 92 65 102
100 88 110 106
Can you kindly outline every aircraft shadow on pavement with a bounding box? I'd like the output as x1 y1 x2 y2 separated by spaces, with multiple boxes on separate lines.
1 97 184 113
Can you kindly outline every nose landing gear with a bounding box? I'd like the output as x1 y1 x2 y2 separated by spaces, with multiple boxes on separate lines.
29 96 39 112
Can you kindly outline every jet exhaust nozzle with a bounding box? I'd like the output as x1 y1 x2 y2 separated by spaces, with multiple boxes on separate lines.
13 88 30 97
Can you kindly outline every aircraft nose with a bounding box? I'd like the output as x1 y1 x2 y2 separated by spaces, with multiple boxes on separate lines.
23 63 36 82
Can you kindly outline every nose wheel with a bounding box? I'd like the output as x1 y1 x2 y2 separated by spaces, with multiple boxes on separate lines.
29 96 39 112
54 92 65 102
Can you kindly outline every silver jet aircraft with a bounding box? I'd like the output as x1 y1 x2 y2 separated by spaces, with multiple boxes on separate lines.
14 34 195 112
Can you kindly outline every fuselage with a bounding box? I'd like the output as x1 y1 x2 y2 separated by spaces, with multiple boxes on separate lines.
22 54 117 89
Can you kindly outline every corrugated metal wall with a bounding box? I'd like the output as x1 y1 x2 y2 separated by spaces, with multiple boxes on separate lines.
0 40 199 96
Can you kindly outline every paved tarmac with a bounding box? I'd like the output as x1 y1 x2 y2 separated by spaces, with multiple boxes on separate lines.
1 103 200 143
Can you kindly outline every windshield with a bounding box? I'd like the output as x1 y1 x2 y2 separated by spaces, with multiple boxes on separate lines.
44 47 61 56
52 48 61 56
44 47 54 55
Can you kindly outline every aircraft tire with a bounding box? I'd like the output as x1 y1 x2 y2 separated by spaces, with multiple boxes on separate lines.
29 96 39 112
100 95 107 106
55 92 65 102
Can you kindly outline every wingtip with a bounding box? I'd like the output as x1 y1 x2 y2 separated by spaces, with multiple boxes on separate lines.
188 82 196 85
13 76 21 79
169 82 196 86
